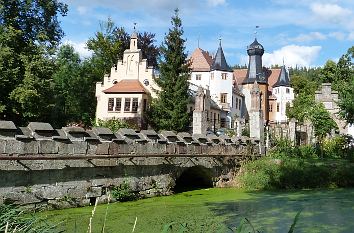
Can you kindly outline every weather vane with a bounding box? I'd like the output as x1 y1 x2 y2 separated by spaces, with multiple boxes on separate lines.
254 25 260 38
133 22 137 30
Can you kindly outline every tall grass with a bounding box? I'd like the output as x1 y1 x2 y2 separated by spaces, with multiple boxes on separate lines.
0 205 61 233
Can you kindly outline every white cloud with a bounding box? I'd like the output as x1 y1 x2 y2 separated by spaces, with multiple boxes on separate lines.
311 3 351 23
262 45 322 67
63 40 92 58
290 32 327 42
207 0 225 7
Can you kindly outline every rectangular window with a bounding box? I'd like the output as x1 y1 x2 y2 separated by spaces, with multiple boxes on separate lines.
220 93 227 103
108 98 114 111
211 73 214 80
235 98 238 109
132 98 138 112
269 104 273 112
196 74 201 80
238 99 242 110
115 98 121 111
286 88 290 93
277 103 280 112
124 98 131 112
221 73 227 80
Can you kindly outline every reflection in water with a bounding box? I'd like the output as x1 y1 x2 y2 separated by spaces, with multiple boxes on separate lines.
208 189 354 233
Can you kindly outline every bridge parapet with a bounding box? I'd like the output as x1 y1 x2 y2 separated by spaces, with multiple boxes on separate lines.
0 121 260 158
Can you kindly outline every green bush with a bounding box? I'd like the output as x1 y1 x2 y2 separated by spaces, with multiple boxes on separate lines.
322 136 346 158
96 118 138 132
111 181 138 202
237 157 354 190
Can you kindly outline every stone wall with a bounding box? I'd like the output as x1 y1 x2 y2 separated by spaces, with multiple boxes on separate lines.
0 121 260 209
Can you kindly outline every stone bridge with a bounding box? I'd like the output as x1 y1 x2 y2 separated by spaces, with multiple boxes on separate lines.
0 121 260 209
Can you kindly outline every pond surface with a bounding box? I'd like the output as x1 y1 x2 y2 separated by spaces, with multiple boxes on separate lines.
43 188 354 232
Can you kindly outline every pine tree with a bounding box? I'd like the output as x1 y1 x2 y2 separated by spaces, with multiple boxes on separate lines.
149 9 191 132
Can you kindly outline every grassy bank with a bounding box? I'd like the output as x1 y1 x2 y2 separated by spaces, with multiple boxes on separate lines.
236 157 354 190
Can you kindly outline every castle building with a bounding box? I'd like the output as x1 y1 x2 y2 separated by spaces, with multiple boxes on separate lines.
95 31 159 128
189 41 244 129
234 38 294 125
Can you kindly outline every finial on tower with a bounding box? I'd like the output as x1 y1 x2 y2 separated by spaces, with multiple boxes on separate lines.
218 36 222 46
254 25 260 39
133 22 137 30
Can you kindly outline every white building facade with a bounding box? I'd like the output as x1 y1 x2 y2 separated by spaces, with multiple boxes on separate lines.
272 66 294 123
189 42 244 128
95 31 159 128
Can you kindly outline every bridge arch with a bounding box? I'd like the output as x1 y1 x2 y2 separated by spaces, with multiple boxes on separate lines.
173 165 213 193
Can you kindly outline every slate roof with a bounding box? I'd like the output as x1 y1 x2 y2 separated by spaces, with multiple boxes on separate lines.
211 42 232 72
273 65 290 88
103 79 147 94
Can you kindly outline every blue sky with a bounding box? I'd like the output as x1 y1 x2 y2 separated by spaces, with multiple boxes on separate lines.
60 0 354 67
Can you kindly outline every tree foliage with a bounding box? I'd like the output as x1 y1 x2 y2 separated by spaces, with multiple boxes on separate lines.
337 46 354 123
87 18 159 75
148 9 191 132
0 0 67 124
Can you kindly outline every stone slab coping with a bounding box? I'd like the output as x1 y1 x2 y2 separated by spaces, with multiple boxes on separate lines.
28 122 54 132
117 128 146 143
0 121 17 130
218 135 234 144
62 127 86 134
85 130 100 142
192 134 212 145
113 133 127 143
117 128 137 136
207 134 221 144
177 132 199 145
15 127 34 140
92 127 113 136
231 136 242 144
52 129 69 141
159 131 185 144
139 130 168 144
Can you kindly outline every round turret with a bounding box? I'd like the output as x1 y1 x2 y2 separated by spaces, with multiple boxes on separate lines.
247 39 264 56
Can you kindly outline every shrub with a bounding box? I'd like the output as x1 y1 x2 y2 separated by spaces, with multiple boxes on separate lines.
322 136 346 158
96 118 138 132
236 157 354 190
111 181 138 202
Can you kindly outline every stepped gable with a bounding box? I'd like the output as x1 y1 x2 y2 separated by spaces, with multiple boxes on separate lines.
103 79 147 94
189 48 213 72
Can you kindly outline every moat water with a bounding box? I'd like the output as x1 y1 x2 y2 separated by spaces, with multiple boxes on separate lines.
44 188 354 232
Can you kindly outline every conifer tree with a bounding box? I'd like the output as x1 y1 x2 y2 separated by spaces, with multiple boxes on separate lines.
149 9 191 132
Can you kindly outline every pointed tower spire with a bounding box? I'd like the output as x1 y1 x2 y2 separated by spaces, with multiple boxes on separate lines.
130 22 138 50
211 38 232 72
273 65 290 88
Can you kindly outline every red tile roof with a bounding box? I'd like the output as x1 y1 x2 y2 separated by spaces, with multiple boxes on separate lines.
189 48 213 72
103 79 147 94
233 68 282 91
